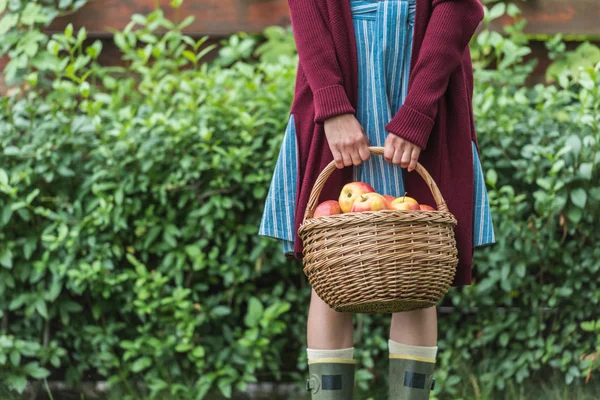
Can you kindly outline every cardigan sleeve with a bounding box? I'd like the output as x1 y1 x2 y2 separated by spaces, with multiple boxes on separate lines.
288 0 356 123
385 0 484 149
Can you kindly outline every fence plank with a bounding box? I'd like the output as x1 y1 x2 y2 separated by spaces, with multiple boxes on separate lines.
48 0 599 38
49 0 291 37
493 0 600 37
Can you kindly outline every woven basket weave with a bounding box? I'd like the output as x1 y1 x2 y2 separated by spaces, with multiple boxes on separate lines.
298 147 458 313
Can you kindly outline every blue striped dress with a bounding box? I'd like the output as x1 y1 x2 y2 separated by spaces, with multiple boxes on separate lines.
259 0 495 255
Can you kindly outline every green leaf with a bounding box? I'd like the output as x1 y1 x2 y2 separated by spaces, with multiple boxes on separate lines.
22 362 50 379
507 3 520 17
26 189 40 204
578 163 593 180
536 177 552 191
10 350 20 366
3 146 20 156
192 346 205 358
565 135 582 154
2 205 13 226
0 249 13 269
211 306 231 318
114 32 127 50
0 169 8 186
31 52 59 71
218 380 232 398
61 300 83 313
178 16 195 30
488 3 506 20
80 81 91 98
11 202 26 211
131 356 152 373
7 375 27 394
516 263 526 279
21 3 44 25
581 321 596 332
0 0 7 14
486 169 497 187
131 14 147 25
0 14 19 36
570 188 587 209
35 299 48 318
183 50 197 64
244 297 264 328
579 72 595 91
567 207 582 224
65 23 73 39
9 295 25 310
175 343 193 352
86 40 103 59
446 375 461 387
550 159 565 174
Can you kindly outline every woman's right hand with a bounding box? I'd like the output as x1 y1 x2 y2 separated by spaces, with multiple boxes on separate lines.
324 114 371 169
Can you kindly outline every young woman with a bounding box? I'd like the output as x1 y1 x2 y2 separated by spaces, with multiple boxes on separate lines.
259 0 494 398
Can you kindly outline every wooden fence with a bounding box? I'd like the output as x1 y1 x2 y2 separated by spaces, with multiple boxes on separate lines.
1 0 599 90
46 0 599 38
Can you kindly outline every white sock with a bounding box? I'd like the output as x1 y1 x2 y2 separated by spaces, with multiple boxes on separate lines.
307 347 355 361
388 339 438 360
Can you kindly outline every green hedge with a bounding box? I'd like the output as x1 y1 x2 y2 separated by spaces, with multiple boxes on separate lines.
0 1 599 399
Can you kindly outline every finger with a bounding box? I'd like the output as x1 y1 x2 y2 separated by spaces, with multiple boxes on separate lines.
341 149 353 167
331 148 344 169
408 147 420 172
384 137 395 163
350 148 363 166
400 147 412 169
392 147 403 165
359 139 371 162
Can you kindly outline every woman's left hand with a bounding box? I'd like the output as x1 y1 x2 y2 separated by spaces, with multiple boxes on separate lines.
383 133 422 172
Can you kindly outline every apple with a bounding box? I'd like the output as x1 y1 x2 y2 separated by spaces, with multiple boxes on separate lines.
350 193 388 213
393 195 418 205
383 195 396 208
419 204 436 211
390 196 420 211
314 200 342 217
338 182 375 213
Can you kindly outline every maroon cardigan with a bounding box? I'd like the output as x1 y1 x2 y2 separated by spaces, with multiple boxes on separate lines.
287 0 485 287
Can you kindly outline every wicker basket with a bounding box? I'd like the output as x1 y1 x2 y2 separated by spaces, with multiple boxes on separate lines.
298 147 458 313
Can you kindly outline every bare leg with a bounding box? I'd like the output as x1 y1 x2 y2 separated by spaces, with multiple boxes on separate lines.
307 288 354 349
389 306 438 346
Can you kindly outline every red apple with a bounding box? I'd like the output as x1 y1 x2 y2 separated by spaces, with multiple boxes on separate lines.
419 204 436 211
383 195 395 208
338 182 375 213
314 200 342 217
350 193 388 213
390 196 420 211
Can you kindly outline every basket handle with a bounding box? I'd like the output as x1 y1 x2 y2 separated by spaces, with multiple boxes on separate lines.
302 146 450 222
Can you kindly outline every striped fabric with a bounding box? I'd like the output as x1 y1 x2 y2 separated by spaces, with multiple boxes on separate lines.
259 0 495 255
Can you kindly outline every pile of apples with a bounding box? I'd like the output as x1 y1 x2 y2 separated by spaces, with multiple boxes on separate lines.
314 182 436 218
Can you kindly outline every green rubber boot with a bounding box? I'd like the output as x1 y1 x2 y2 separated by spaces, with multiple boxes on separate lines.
306 358 356 400
388 355 436 400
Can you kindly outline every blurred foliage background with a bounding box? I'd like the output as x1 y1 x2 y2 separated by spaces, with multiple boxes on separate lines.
0 0 599 399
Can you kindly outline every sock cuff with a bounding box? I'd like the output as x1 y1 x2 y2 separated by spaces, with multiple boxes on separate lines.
388 339 438 360
307 347 355 361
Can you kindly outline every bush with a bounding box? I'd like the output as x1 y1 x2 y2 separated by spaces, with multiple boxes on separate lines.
0 0 599 399
1 2 298 398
